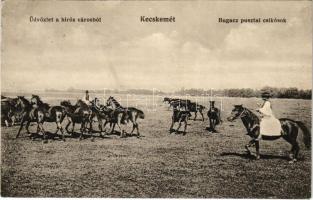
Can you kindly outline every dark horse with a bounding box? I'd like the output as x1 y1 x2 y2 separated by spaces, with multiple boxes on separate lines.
163 97 179 110
169 109 191 135
89 98 119 136
15 96 46 141
188 102 205 121
60 100 92 140
30 95 67 141
1 96 19 127
207 101 222 132
227 105 311 162
170 99 190 111
106 96 145 137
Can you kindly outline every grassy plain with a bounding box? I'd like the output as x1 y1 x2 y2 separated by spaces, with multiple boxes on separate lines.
1 92 311 198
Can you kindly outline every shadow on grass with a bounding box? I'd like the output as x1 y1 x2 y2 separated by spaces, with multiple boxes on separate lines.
169 129 187 135
205 127 219 133
220 152 289 161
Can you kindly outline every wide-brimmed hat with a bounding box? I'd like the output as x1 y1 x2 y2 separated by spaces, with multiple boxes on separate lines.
261 92 271 99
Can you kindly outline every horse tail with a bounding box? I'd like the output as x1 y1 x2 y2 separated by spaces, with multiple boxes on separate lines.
137 109 145 119
296 121 311 149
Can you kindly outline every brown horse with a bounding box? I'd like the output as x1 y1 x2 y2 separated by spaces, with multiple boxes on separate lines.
60 100 92 140
207 101 222 132
30 95 67 141
106 96 144 137
188 102 205 121
1 96 19 127
169 109 191 135
227 105 311 162
15 96 46 141
74 99 94 133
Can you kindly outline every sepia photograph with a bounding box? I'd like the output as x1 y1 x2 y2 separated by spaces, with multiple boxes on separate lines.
1 0 312 198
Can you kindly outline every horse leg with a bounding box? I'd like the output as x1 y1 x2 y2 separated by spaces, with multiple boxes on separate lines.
4 118 9 127
98 118 103 134
176 119 182 133
282 128 299 163
118 124 124 138
11 116 15 126
65 120 71 133
131 122 136 134
209 118 213 132
169 120 174 133
255 140 260 160
212 119 216 132
38 123 47 143
194 111 197 121
103 121 109 134
288 142 299 163
89 120 93 133
72 122 75 134
116 122 124 138
110 123 116 135
135 122 140 138
79 122 84 141
25 121 31 135
200 111 204 121
245 140 255 156
90 122 95 142
16 119 25 138
183 119 188 135
57 121 65 141
54 122 59 140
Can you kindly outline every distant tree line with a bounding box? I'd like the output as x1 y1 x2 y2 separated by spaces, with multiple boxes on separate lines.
45 88 166 95
45 86 311 99
174 87 311 99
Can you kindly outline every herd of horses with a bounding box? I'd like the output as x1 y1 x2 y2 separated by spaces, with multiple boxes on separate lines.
164 97 311 162
163 97 221 134
1 94 311 162
2 95 144 142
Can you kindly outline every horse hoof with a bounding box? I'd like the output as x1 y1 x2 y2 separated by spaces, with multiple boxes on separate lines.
91 138 95 142
256 155 260 160
43 140 48 144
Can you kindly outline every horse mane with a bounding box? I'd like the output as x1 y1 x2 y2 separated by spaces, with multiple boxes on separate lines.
60 100 72 107
18 96 31 107
75 99 89 108
32 94 50 108
108 96 123 108
32 94 43 103
243 107 260 124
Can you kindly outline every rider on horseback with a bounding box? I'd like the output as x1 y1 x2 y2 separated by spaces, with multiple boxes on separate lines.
82 90 92 106
257 92 281 138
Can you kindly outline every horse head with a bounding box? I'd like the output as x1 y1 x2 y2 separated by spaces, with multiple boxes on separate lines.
60 100 72 107
209 101 215 108
30 94 41 105
16 96 30 109
106 96 113 106
227 104 245 122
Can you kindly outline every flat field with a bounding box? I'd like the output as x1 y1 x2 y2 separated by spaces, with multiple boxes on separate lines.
1 92 311 198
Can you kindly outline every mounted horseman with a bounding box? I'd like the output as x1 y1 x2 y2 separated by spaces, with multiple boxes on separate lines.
227 92 311 162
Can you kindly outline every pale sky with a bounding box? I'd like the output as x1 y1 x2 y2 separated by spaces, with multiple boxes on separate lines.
2 0 312 92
